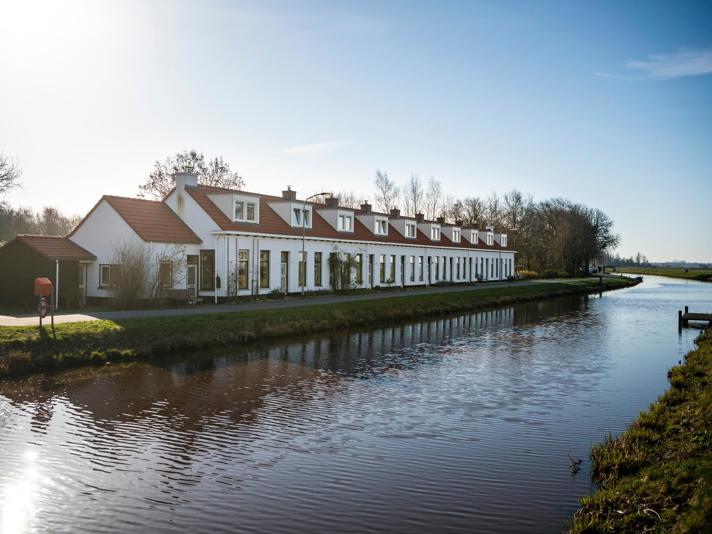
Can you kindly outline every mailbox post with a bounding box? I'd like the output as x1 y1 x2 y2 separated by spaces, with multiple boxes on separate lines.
34 277 55 335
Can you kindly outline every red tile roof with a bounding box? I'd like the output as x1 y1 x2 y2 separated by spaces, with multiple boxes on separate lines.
187 185 515 251
5 235 97 261
71 196 202 245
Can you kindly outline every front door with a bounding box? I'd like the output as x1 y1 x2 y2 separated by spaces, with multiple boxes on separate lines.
280 252 289 293
187 264 198 297
78 264 87 307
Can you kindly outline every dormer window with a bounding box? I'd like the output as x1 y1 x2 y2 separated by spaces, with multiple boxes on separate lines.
291 206 312 228
338 213 353 232
375 218 388 235
471 230 478 243
487 233 494 246
405 223 416 238
234 200 257 222
501 234 507 247
430 226 441 240
452 229 461 242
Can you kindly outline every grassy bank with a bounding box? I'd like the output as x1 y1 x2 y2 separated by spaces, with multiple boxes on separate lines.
616 266 712 282
570 329 712 533
0 278 636 379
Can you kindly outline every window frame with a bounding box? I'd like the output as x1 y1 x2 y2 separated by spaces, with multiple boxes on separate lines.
260 250 270 288
314 252 323 287
99 264 113 288
238 249 249 290
338 213 353 232
452 228 461 242
374 217 388 235
234 199 257 222
430 225 441 240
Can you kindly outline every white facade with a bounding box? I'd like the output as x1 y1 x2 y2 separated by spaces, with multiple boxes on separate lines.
67 173 517 302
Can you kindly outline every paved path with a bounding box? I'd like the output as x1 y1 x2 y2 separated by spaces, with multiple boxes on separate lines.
0 281 548 327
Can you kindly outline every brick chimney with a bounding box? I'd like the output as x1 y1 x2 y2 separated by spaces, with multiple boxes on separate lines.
455 219 463 227
325 196 339 208
389 208 400 218
282 186 297 201
360 201 372 214
436 216 445 224
415 213 424 222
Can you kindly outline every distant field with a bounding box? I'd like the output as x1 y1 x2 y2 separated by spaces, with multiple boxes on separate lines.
616 266 712 282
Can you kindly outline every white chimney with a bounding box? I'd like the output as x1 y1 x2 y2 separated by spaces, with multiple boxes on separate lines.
174 171 198 191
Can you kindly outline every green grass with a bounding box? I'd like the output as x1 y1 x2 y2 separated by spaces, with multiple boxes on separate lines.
570 329 712 533
616 266 712 282
0 278 636 379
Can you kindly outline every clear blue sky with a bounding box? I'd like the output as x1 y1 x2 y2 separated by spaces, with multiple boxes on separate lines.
1 0 710 261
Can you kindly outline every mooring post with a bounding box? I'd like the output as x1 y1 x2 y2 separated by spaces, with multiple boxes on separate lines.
685 305 689 315
678 310 682 330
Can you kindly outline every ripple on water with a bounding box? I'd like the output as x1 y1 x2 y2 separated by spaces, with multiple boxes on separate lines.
0 276 708 533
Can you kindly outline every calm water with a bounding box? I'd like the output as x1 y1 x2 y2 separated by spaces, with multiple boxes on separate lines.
1 276 710 533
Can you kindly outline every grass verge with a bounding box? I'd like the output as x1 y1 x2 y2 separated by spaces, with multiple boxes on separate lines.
616 266 712 282
570 329 712 533
0 278 636 379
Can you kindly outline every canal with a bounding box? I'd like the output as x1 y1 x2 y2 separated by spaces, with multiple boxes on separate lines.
1 275 710 533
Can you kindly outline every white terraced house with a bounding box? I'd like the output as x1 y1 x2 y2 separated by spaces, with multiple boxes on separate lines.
0 172 516 307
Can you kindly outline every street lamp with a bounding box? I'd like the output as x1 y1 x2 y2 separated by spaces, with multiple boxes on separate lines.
302 192 332 297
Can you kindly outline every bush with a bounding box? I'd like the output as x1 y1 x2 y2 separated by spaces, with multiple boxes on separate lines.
517 270 539 280
540 269 570 279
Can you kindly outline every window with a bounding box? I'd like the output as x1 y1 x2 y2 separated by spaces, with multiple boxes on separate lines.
469 258 473 280
487 233 494 246
159 261 173 288
293 207 301 226
355 254 363 284
234 200 257 222
501 234 508 247
260 251 270 288
291 206 312 228
379 255 386 283
471 231 478 243
199 250 215 290
99 264 114 287
452 229 461 242
238 250 249 290
434 257 439 280
430 226 440 240
418 256 424 281
314 252 322 286
338 214 353 231
389 255 396 283
409 256 415 282
405 223 416 238
375 218 387 235
456 258 461 279
298 251 306 287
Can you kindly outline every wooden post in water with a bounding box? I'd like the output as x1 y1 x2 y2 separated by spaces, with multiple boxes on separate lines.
678 310 683 330
685 306 689 315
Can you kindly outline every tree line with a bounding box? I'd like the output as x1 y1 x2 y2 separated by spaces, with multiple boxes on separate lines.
351 170 620 276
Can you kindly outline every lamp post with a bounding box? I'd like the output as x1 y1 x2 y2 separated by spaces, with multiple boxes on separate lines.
302 192 332 298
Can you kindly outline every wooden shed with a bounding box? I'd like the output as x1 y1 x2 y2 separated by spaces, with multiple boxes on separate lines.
0 235 96 310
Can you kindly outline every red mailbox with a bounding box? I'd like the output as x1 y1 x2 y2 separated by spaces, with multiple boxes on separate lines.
34 277 53 297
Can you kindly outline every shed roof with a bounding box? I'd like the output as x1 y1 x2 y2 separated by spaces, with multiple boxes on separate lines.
4 235 97 261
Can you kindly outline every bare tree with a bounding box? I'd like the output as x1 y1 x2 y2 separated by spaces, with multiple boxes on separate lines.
0 153 21 200
335 191 362 209
424 176 443 220
109 241 151 309
374 170 399 212
139 150 245 199
484 191 502 227
462 196 485 226
402 173 424 217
